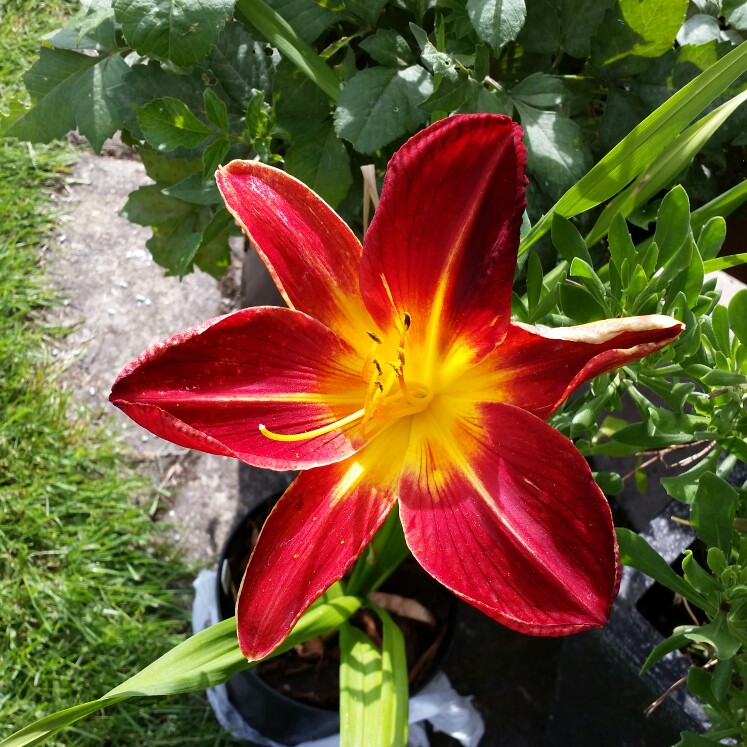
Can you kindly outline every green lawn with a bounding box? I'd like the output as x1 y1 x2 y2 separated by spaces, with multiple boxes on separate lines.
0 2 236 744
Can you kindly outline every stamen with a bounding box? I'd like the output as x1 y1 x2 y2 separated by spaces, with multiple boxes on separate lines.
367 331 383 344
403 312 411 331
259 408 365 442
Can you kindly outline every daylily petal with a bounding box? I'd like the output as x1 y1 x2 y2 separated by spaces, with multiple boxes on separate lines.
360 114 527 364
398 401 620 635
452 315 684 420
217 161 375 344
236 425 410 660
109 307 370 469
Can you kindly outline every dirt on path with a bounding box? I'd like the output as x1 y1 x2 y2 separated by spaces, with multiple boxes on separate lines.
49 148 243 562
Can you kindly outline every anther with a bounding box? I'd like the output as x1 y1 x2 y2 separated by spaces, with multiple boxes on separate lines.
373 359 382 376
367 331 383 344
403 312 411 331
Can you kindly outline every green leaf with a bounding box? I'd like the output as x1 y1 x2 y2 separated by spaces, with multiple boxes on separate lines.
519 40 747 254
515 103 591 194
203 88 229 132
704 252 747 273
138 149 202 184
467 0 527 51
729 289 747 346
690 472 739 557
121 184 196 230
551 214 592 264
264 0 340 43
113 0 233 67
201 22 275 111
661 447 721 504
202 138 231 180
344 0 388 26
616 528 713 613
640 629 690 673
274 59 331 137
674 728 722 746
284 123 352 207
519 0 616 59
162 174 221 205
339 605 408 747
697 217 727 261
683 611 742 659
334 65 433 154
724 0 747 31
593 0 688 65
136 97 213 152
235 0 341 101
2 47 97 142
360 30 414 67
510 73 568 109
655 186 691 265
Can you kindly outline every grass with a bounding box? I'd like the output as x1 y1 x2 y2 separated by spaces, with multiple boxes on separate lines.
1 3 237 744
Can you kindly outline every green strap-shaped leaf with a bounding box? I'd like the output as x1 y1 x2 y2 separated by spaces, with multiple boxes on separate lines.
339 604 408 747
235 0 341 101
519 40 747 255
586 89 747 245
2 596 361 747
616 528 716 616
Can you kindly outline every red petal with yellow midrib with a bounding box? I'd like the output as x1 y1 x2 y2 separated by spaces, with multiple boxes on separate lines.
236 430 408 660
399 402 620 635
453 315 683 420
109 307 369 469
360 114 526 363
217 161 375 346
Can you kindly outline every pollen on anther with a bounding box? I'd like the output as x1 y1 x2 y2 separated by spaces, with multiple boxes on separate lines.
367 331 383 344
403 312 411 330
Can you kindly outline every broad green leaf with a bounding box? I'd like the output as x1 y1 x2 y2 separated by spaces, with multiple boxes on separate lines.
729 289 747 346
587 89 747 245
724 0 747 31
162 174 221 205
2 48 97 142
344 0 389 26
273 59 331 137
136 97 213 152
70 54 129 153
235 0 341 101
692 472 739 556
551 214 592 265
113 0 233 67
1 599 361 746
334 65 432 154
467 0 527 52
138 149 201 184
203 88 229 132
677 14 722 46
121 184 196 230
616 528 714 614
519 40 747 254
594 0 688 65
201 22 274 111
194 208 235 279
202 138 231 180
264 0 340 43
284 123 352 207
510 73 568 108
519 0 616 58
514 102 591 194
360 30 414 68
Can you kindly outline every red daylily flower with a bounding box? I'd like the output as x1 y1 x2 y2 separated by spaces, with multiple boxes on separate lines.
110 114 682 661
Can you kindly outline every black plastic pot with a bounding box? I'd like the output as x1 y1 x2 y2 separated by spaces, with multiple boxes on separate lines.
544 499 707 746
216 490 458 745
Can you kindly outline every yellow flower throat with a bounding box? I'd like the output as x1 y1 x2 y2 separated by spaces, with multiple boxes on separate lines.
259 310 434 443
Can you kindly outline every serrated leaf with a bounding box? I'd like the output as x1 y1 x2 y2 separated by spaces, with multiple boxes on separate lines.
360 30 414 68
729 289 747 346
467 0 527 52
514 102 591 194
203 88 229 132
334 65 432 154
2 47 97 142
201 22 275 111
274 59 330 136
121 184 196 230
520 0 616 58
344 0 388 26
138 149 202 184
510 73 568 108
113 0 233 67
162 174 221 205
284 123 352 207
136 97 213 152
194 209 234 279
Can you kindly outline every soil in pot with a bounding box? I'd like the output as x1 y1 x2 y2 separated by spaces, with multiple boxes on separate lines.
217 496 456 740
